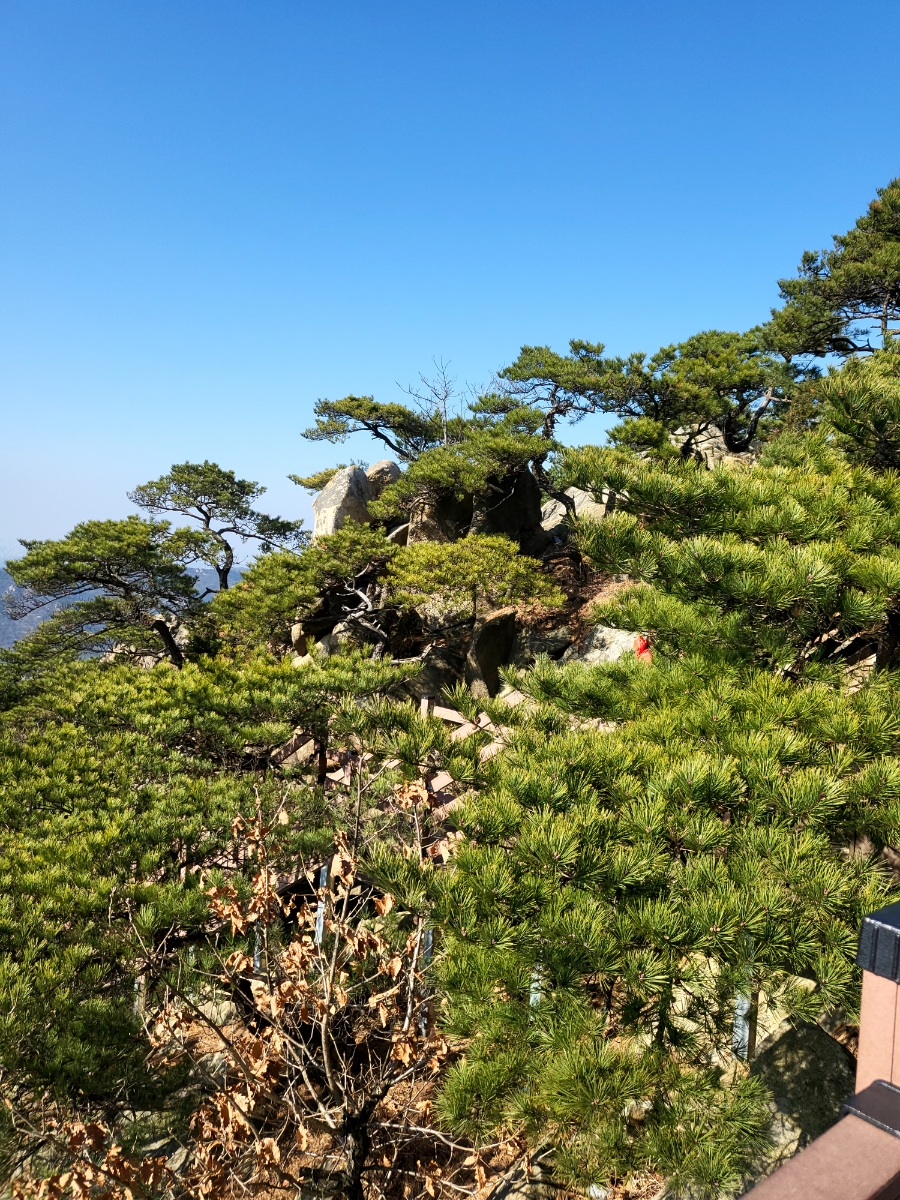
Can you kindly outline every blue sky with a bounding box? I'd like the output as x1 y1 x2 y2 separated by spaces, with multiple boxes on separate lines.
2 0 899 562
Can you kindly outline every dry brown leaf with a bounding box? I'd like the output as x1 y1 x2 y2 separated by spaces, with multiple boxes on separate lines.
67 1122 108 1154
390 1037 416 1066
383 954 403 980
256 1137 280 1166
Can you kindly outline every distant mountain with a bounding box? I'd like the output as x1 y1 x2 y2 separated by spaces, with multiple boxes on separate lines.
0 567 234 648
0 569 69 647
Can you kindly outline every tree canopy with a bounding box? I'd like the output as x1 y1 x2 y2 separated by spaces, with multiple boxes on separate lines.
764 177 900 358
819 342 900 468
500 330 798 454
129 460 307 590
7 178 900 1200
4 515 206 667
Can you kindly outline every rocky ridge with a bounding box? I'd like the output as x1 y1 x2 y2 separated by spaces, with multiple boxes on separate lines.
299 455 643 699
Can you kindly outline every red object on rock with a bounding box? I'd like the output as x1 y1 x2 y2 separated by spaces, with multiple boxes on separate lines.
634 635 652 662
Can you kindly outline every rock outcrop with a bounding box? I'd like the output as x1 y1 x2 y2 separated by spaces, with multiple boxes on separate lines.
540 487 613 540
300 457 627 695
408 492 475 543
740 1021 857 1191
402 642 470 702
670 423 758 470
386 522 409 545
470 471 544 546
511 623 573 667
312 466 374 538
466 608 518 698
407 470 550 551
561 624 639 666
365 459 402 496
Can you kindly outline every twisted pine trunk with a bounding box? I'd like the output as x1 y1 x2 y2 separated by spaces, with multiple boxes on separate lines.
342 1115 372 1200
150 618 184 668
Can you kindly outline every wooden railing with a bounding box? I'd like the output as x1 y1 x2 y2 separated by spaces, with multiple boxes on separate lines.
746 901 900 1199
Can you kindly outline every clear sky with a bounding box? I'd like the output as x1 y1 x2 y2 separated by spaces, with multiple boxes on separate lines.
2 0 899 562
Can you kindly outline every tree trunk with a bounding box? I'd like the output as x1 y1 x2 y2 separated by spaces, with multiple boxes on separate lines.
877 610 900 671
724 388 775 452
212 533 234 589
215 545 234 589
342 1119 372 1200
151 619 184 668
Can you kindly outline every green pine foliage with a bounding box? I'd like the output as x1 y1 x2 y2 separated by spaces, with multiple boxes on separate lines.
4 515 210 669
562 432 900 669
0 649 417 1142
129 459 307 589
500 329 798 453
426 652 893 1194
9 182 900 1198
386 534 564 619
819 343 900 469
369 423 548 522
288 463 352 491
765 177 900 358
213 522 398 650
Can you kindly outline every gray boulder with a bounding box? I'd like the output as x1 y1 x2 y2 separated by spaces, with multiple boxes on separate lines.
312 619 378 657
408 492 474 543
401 642 469 702
540 496 567 528
466 608 518 698
670 423 759 470
562 624 637 665
740 1021 856 1191
407 470 546 550
541 487 612 537
365 459 402 497
511 624 573 667
312 466 373 538
141 1138 190 1174
568 485 611 523
291 621 361 665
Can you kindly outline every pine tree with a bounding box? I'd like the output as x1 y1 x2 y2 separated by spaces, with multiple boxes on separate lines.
129 461 307 591
819 342 900 469
10 195 900 1199
0 648 420 1170
428 630 895 1195
563 430 900 671
3 516 208 668
500 330 798 453
764 177 900 358
422 411 900 1196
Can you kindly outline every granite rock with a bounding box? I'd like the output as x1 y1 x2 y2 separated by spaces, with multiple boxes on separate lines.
511 624 573 667
466 608 518 698
365 459 403 497
738 1021 857 1193
312 466 373 538
562 624 638 666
